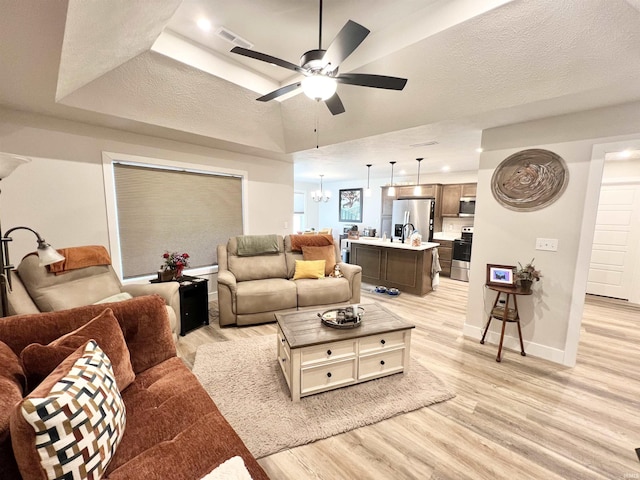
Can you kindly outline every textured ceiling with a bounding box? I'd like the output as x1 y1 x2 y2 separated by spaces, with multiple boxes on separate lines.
1 0 640 183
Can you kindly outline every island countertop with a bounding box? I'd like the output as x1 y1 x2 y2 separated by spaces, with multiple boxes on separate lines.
347 238 440 251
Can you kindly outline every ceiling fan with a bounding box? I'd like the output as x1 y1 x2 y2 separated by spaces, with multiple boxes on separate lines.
230 0 408 115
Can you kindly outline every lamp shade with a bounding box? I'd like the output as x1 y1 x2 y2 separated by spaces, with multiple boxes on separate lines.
0 153 30 179
36 243 65 266
302 75 337 101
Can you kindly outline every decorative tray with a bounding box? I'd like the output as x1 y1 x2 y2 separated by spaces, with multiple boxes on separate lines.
317 306 364 329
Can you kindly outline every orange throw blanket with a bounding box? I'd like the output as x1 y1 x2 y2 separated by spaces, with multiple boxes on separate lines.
290 234 334 252
46 245 112 275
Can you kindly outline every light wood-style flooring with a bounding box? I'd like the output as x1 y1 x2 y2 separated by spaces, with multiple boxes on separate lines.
176 277 640 480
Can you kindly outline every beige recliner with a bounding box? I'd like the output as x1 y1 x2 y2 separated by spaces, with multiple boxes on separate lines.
217 234 362 326
6 254 181 337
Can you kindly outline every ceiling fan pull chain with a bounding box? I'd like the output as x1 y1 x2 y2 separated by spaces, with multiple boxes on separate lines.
315 100 320 148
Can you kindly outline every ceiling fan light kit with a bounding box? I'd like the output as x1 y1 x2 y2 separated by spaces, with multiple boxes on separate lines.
302 75 337 101
230 0 407 115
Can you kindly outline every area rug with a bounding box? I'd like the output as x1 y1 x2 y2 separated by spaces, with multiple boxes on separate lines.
192 335 454 459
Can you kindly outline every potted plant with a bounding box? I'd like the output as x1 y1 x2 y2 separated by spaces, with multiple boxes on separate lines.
161 251 190 280
516 258 541 292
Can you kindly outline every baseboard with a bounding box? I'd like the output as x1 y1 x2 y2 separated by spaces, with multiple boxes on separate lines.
463 324 566 365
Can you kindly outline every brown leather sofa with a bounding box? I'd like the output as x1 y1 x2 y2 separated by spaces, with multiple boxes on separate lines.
217 234 362 326
0 295 269 480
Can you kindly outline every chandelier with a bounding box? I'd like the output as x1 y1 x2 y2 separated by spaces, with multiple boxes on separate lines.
311 174 331 202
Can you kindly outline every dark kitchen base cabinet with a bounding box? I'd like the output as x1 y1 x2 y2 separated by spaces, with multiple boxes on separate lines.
351 242 435 296
177 276 209 336
436 239 453 277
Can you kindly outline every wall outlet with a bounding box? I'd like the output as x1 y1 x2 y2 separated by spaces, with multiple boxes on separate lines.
284 221 288 229
536 237 558 251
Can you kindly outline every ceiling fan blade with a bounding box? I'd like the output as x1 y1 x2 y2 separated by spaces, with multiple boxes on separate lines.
257 82 302 102
336 73 407 90
324 93 345 115
231 46 305 74
322 20 370 69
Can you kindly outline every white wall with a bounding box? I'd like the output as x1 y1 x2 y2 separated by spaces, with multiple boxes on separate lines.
466 101 640 367
0 108 293 282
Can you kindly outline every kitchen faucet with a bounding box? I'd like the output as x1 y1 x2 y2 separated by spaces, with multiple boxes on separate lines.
401 223 415 243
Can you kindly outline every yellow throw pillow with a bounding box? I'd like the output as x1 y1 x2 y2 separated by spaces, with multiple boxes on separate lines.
293 260 326 280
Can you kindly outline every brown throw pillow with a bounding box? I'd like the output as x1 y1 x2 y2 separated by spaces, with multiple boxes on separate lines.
302 245 336 276
20 308 135 392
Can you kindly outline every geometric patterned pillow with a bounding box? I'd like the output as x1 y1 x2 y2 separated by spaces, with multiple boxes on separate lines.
17 340 126 480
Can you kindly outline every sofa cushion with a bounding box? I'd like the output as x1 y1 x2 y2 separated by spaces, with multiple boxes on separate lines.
17 254 122 312
302 245 336 276
293 260 325 279
235 278 297 314
296 277 352 307
0 341 26 480
105 357 269 480
20 308 135 392
0 295 176 376
227 236 288 282
11 340 126 480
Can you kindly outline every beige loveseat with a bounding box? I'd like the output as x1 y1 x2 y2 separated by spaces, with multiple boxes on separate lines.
6 253 181 336
217 234 362 326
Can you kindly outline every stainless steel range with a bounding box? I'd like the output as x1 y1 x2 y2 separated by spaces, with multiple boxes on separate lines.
451 226 473 282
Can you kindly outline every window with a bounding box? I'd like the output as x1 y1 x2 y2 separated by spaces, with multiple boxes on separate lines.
293 191 306 233
110 161 244 279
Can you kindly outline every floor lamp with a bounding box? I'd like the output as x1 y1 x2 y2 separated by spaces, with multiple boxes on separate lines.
0 153 65 316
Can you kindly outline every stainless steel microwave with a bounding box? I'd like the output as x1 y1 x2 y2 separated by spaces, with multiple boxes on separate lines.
459 197 476 217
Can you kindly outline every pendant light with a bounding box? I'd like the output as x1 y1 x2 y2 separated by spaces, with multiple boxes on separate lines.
311 174 331 202
387 161 396 196
365 164 372 197
413 158 423 195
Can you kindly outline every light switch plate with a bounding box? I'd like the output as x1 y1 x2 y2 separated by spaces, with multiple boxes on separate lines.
536 238 558 251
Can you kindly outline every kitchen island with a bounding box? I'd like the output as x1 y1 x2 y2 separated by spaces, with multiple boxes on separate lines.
348 238 440 296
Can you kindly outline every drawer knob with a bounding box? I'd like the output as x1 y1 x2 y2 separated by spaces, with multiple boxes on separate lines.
281 357 286 362
380 360 385 366
280 338 285 343
326 372 332 378
327 349 332 356
380 339 386 345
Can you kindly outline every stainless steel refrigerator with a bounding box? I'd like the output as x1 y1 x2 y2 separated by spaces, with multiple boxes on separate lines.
391 199 435 242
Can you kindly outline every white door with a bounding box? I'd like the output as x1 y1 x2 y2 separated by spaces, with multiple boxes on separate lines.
587 184 640 300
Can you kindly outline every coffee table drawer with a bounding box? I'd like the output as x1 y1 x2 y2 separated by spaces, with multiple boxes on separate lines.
358 348 405 381
301 358 357 396
359 330 407 354
301 339 357 366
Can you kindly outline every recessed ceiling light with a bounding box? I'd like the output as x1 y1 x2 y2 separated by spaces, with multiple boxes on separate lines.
441 166 450 172
409 141 439 148
475 147 483 153
621 149 631 158
197 18 212 32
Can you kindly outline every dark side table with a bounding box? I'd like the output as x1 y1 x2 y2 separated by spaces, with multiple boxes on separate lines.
480 284 532 362
151 275 209 336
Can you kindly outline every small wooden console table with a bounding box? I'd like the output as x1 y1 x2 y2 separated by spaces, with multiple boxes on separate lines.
481 284 532 362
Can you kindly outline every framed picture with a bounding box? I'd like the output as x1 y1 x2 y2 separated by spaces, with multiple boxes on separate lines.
339 188 363 223
486 264 516 287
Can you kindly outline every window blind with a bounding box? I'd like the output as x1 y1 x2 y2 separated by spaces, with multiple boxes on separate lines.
113 163 243 278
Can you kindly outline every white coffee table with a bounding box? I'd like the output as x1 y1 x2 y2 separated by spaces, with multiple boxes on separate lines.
276 303 415 401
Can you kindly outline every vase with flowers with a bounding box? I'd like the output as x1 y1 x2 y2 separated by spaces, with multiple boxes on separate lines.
162 251 190 280
516 258 541 292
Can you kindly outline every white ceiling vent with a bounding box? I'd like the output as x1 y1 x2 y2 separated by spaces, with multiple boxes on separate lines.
410 141 439 147
215 27 253 49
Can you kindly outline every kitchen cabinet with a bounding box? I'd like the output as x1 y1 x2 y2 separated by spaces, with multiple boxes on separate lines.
441 183 477 217
436 239 453 277
350 241 436 296
397 184 437 198
461 183 477 197
441 184 462 217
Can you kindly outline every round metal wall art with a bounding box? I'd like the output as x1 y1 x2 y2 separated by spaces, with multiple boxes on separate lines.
491 148 569 211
